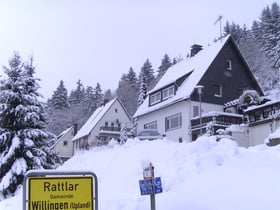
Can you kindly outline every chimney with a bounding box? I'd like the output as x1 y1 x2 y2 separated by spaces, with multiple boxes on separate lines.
101 99 109 106
190 44 203 57
73 123 78 136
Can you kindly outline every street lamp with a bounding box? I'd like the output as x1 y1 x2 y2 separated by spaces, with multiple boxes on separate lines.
195 85 204 135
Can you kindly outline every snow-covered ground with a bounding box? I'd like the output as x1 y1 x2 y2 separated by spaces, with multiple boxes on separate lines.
2 136 280 210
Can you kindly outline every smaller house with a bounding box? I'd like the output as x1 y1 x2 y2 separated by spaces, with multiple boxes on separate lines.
51 124 77 162
243 98 280 146
72 98 132 153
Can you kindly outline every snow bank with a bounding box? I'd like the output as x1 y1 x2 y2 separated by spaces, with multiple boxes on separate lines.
2 136 280 210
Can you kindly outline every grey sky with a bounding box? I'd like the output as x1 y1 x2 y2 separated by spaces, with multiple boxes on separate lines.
0 0 276 100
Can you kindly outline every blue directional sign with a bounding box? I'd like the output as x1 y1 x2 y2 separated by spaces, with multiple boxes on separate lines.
153 177 162 194
139 177 163 195
139 179 153 195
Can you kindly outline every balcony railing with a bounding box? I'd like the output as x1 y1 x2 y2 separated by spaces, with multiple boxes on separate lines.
191 112 243 130
99 126 121 132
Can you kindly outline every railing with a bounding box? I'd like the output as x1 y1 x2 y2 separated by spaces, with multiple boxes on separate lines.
99 126 121 132
191 114 243 129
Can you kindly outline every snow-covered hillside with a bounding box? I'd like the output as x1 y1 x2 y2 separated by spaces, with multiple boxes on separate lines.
2 136 280 210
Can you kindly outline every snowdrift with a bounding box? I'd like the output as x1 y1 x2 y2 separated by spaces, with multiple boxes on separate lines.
1 136 280 210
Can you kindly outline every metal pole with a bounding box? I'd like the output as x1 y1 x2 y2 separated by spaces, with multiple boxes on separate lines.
150 164 155 210
199 92 202 135
150 193 155 210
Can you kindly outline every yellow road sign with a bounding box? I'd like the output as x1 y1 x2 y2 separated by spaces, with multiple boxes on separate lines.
23 171 98 210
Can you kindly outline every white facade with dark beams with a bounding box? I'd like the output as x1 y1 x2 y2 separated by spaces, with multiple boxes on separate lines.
133 35 263 143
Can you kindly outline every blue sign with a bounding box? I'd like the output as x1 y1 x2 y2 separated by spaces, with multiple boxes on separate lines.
153 177 163 194
139 177 163 195
139 179 153 195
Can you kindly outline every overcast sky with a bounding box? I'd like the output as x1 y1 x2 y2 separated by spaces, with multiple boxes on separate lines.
0 0 276 100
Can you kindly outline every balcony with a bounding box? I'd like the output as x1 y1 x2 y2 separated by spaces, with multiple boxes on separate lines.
191 111 243 132
99 126 121 135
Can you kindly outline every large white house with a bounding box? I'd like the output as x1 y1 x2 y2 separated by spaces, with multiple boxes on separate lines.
133 35 263 143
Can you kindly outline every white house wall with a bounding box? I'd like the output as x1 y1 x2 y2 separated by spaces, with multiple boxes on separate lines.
53 127 74 159
79 100 132 149
248 119 280 146
191 101 224 117
136 100 191 142
136 99 225 142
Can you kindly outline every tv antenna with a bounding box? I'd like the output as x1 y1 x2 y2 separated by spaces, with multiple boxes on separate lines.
214 15 223 41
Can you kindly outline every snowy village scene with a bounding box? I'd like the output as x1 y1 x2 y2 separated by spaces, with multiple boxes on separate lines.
1 1 280 210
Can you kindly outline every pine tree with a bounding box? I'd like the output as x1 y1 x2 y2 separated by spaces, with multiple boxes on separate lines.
116 67 139 115
68 79 85 105
93 83 103 108
138 74 147 106
49 80 68 109
139 59 156 91
256 3 280 69
0 53 60 198
157 54 172 81
104 89 113 102
223 21 249 43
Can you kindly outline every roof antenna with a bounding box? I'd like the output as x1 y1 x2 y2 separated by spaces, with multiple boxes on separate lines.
214 15 223 42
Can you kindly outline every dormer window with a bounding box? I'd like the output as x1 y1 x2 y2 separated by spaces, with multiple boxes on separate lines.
149 85 176 106
162 85 175 100
227 59 232 70
150 91 161 105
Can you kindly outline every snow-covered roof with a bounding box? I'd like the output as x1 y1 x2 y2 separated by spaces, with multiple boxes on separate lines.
244 99 280 112
134 35 231 118
50 126 73 148
72 98 118 141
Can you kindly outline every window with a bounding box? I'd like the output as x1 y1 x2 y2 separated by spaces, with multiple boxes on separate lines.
162 85 175 100
214 84 222 97
263 107 271 119
150 92 161 105
193 106 199 117
115 108 118 113
144 121 157 129
63 140 68 146
166 113 182 131
227 59 232 70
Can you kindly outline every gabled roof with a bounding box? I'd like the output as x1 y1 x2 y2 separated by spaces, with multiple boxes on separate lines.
72 98 129 141
134 35 260 118
50 126 73 149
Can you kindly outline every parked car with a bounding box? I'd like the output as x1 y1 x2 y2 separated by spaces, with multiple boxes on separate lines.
135 129 163 140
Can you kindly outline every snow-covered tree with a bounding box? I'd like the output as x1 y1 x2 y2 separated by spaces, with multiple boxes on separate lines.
116 67 138 115
119 124 128 144
68 79 85 105
139 59 156 91
93 83 103 109
0 53 60 199
138 74 147 106
157 54 172 81
223 21 249 43
48 80 68 109
104 89 113 102
254 3 280 69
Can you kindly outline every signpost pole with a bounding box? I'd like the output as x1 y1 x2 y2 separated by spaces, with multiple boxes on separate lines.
150 192 155 210
139 162 162 210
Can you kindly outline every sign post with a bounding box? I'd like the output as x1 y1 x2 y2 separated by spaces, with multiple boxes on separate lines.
23 170 98 210
139 162 162 210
